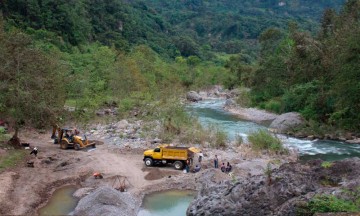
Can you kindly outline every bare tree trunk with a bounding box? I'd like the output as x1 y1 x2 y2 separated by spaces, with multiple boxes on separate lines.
8 125 20 148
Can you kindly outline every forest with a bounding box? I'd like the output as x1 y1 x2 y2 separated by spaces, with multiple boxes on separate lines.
0 0 359 136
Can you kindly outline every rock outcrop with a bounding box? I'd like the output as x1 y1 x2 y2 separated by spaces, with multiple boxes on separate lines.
187 158 360 216
224 99 236 107
186 91 203 102
73 187 139 216
269 112 304 133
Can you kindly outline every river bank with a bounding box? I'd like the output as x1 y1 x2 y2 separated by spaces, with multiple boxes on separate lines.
0 118 296 216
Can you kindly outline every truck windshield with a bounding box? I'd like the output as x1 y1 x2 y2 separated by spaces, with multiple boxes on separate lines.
154 148 160 152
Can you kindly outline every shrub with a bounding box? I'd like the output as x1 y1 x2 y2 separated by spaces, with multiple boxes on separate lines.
264 99 282 114
248 130 285 153
214 129 228 148
235 88 252 108
321 161 333 169
308 195 359 213
0 127 11 143
0 127 6 134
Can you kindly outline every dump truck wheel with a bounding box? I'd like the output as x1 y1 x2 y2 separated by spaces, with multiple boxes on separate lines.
173 161 183 170
60 140 68 149
144 158 153 167
74 144 80 150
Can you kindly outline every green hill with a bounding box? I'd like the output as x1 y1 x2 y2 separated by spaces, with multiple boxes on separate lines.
0 0 345 58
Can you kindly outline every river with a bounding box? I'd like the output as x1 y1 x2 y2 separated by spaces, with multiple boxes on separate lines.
188 99 360 161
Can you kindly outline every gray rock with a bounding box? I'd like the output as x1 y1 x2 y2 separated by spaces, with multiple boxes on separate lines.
116 120 129 129
269 112 304 133
345 138 360 144
186 91 203 102
74 186 138 216
224 99 236 107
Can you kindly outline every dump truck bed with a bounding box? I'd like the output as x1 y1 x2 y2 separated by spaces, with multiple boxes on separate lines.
161 147 192 160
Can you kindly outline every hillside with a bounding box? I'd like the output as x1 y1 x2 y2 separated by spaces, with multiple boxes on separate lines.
0 0 345 58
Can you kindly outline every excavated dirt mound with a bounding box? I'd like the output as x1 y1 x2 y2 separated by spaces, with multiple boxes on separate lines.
143 167 180 180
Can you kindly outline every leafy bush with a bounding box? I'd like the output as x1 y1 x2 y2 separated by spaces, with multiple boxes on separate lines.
308 195 359 213
264 99 282 114
248 130 285 153
235 88 252 108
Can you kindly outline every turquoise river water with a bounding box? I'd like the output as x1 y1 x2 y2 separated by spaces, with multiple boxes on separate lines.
188 99 360 161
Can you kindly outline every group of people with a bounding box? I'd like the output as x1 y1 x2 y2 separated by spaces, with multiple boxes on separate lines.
184 153 232 174
185 152 204 173
214 155 232 173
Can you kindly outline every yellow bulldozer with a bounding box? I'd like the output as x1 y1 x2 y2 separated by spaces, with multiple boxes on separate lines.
51 126 96 150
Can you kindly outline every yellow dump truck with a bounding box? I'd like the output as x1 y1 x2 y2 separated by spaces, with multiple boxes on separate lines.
143 144 201 170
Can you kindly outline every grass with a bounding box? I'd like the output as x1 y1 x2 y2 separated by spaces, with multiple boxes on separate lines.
0 149 27 172
248 129 286 153
213 129 228 148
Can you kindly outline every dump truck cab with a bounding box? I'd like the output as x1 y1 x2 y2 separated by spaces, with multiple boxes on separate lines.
143 144 170 160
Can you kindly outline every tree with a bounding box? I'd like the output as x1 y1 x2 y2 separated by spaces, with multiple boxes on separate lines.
0 22 65 145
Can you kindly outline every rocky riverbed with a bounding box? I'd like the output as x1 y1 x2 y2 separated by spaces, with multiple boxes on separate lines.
187 158 360 216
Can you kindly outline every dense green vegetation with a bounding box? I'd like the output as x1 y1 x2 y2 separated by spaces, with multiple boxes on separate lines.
227 0 360 131
0 0 345 59
1 0 359 141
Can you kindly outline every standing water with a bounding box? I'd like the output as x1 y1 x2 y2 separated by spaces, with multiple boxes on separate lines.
137 190 196 216
38 185 79 216
188 99 360 161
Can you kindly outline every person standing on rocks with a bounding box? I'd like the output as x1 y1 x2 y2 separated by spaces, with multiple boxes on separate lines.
214 155 218 168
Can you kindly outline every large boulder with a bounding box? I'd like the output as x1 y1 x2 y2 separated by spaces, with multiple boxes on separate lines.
186 91 202 102
73 187 138 216
269 112 304 133
187 158 360 216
